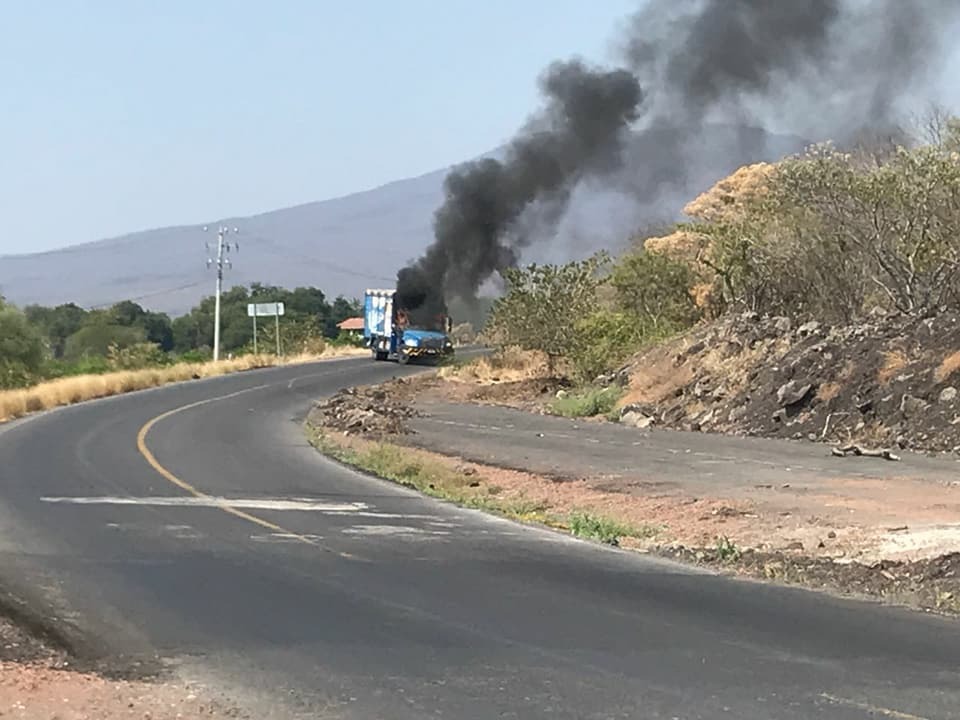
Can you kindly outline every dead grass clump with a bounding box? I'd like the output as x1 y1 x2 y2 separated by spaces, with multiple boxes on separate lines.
441 348 550 385
935 350 960 384
816 382 842 403
878 350 908 386
0 347 365 423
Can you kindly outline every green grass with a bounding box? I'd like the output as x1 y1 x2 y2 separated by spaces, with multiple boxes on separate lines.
550 386 624 418
715 535 742 563
568 512 658 547
308 428 655 542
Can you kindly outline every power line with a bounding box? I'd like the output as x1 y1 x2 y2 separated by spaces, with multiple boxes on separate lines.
86 279 209 310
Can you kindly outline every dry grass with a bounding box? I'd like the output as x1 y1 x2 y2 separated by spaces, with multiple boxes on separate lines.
439 347 551 385
935 350 960 383
618 327 787 410
816 381 842 403
878 349 909 385
0 347 365 423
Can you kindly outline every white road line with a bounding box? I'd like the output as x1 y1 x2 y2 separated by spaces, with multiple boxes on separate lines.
342 525 451 537
251 533 325 543
42 496 368 512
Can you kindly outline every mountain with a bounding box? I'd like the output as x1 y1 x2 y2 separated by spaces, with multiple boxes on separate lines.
0 125 807 316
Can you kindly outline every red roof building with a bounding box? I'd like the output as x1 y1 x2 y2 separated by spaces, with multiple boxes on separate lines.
337 317 365 332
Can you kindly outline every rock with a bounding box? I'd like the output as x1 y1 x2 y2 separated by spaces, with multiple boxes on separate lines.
856 399 873 414
797 320 821 336
555 389 569 400
685 340 707 356
827 530 837 539
776 380 814 407
784 541 805 551
772 316 792 334
728 405 749 422
939 386 958 404
772 408 788 423
899 393 930 418
621 411 654 429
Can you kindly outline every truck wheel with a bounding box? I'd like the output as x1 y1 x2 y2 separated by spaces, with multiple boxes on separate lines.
398 351 410 365
373 350 387 361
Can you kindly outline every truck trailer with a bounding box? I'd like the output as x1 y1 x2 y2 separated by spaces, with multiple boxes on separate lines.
363 288 454 364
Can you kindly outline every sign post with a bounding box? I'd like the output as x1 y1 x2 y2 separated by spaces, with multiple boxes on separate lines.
247 302 286 356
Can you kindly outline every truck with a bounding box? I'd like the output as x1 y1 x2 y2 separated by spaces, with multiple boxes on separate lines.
363 288 454 364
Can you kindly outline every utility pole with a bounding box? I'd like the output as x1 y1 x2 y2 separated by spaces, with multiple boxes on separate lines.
204 225 239 362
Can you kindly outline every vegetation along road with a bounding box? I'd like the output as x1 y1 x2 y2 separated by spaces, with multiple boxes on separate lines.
0 356 958 718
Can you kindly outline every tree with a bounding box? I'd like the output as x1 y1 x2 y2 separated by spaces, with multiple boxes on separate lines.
486 253 608 372
64 324 145 360
326 295 362 337
610 250 700 332
0 304 46 387
23 303 87 358
140 311 174 351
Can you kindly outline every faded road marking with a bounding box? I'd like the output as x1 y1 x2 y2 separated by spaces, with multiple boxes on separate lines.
342 525 451 537
135 383 342 552
819 693 931 720
251 533 325 543
43 496 368 512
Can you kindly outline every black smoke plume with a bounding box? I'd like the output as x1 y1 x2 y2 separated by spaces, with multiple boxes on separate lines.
397 0 959 315
396 60 642 318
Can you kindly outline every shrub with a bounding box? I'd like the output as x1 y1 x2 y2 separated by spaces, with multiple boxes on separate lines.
0 304 45 388
610 250 700 331
567 311 642 383
550 386 623 418
107 342 170 370
486 253 608 372
568 513 632 546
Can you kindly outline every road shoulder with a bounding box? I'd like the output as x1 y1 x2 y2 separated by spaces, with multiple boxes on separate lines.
307 378 960 615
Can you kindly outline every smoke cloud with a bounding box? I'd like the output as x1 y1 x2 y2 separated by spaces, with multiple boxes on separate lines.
396 0 960 317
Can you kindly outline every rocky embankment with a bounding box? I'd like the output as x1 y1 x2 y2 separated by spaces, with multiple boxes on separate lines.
614 312 960 454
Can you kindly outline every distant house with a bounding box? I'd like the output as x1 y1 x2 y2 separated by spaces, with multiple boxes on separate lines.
337 317 364 337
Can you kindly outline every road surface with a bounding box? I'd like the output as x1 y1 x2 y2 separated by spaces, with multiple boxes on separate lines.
1 356 959 719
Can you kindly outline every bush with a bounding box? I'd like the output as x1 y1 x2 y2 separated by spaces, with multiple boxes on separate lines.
64 324 145 361
567 311 642 383
687 136 960 322
107 342 170 370
0 304 45 388
610 250 700 331
486 253 608 371
41 355 111 379
568 513 632 546
550 386 623 418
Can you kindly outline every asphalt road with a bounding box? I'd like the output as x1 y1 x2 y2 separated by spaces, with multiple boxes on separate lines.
409 400 960 497
1 356 960 719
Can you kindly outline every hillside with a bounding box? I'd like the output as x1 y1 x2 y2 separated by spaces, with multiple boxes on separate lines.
0 125 806 316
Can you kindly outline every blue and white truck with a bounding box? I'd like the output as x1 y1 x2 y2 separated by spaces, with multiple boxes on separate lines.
363 288 454 364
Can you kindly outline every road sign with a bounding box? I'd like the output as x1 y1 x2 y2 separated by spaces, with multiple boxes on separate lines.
247 302 285 317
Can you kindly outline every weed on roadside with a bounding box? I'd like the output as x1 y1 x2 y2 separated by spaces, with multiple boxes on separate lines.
715 535 742 563
550 386 623 418
568 512 657 547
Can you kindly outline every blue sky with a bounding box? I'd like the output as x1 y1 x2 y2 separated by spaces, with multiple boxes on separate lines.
0 0 639 254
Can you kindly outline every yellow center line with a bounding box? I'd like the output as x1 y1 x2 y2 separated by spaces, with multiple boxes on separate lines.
136 383 332 550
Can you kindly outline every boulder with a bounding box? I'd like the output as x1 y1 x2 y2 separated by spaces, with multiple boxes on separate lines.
776 380 814 407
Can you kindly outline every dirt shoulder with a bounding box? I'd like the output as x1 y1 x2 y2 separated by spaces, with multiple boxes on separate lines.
0 611 245 719
308 379 960 614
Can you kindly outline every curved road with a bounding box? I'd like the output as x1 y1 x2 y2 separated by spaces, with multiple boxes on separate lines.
1 357 959 719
